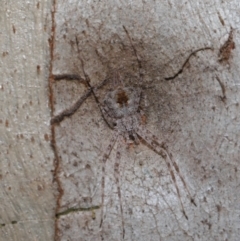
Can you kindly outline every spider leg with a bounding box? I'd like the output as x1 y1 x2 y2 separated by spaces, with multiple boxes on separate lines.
75 37 115 130
123 25 144 84
137 126 190 220
164 47 213 80
114 136 125 239
139 127 196 206
100 106 117 129
112 71 123 88
51 88 92 124
99 133 119 232
52 74 85 82
139 91 149 117
51 74 110 125
131 132 140 145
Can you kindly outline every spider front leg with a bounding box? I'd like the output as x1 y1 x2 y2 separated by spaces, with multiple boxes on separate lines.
123 25 144 84
137 126 190 220
53 74 85 82
139 127 196 206
51 74 90 124
74 45 116 129
51 89 92 125
51 74 109 125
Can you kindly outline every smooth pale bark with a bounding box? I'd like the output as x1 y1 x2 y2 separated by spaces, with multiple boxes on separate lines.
0 1 55 241
1 0 240 241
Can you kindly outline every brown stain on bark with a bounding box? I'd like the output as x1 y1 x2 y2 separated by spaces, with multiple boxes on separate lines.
48 1 64 240
12 25 16 34
44 133 49 141
37 65 41 75
218 27 235 63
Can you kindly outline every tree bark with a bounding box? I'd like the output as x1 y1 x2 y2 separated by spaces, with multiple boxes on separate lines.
1 0 240 241
0 1 55 241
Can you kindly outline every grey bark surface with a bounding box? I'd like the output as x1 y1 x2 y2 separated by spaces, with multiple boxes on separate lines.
1 0 240 241
0 1 55 241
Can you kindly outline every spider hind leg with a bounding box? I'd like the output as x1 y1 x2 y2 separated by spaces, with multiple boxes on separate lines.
114 136 126 239
99 134 118 231
137 126 194 220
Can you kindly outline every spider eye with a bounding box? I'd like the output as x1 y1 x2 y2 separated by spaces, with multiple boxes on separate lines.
129 134 135 141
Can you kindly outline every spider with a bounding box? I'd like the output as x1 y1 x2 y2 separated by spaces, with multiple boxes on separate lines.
52 26 196 239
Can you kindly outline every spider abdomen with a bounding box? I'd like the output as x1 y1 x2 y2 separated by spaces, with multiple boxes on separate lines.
115 114 140 134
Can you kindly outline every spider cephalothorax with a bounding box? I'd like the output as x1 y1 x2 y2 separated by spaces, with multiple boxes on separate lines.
103 87 141 118
102 86 142 143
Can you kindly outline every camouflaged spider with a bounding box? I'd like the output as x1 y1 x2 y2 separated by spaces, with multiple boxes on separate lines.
52 26 196 239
